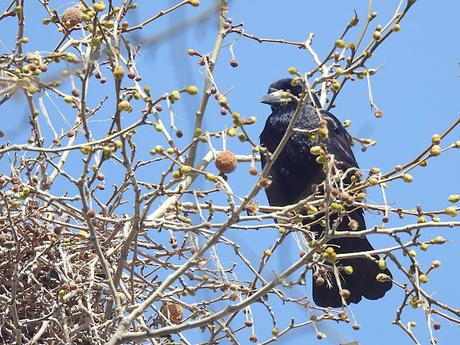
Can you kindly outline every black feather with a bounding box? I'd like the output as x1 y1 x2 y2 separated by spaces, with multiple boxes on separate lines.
260 78 392 307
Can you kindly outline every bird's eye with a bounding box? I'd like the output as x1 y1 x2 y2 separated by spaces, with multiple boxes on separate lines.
269 88 278 93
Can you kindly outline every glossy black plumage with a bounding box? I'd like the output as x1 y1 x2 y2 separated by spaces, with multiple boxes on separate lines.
260 78 392 307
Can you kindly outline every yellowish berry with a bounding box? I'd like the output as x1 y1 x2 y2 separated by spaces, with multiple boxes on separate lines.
402 174 413 183
309 146 322 156
392 23 401 32
368 177 378 186
378 258 387 270
288 66 297 75
205 173 217 182
170 90 181 101
430 145 441 156
117 100 131 112
419 274 428 284
443 206 458 217
448 194 460 203
344 266 354 275
335 39 346 48
185 85 198 95
93 1 106 12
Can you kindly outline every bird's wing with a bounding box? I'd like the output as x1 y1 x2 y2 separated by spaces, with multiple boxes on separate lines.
260 122 292 206
321 110 359 170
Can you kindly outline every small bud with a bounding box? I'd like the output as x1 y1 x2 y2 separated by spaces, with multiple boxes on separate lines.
431 134 441 144
332 81 341 91
419 274 428 284
368 177 379 186
432 236 446 245
180 165 192 174
27 85 39 94
316 332 326 340
288 66 297 74
330 202 343 212
375 108 384 118
430 145 442 156
344 266 354 275
315 276 325 286
432 260 441 268
310 146 322 156
230 59 238 68
217 95 228 107
419 243 429 251
350 15 359 27
113 66 124 80
185 85 198 95
391 23 401 32
348 219 358 230
373 31 381 41
189 0 200 7
448 194 460 203
258 178 272 188
205 173 217 182
335 39 346 49
408 249 416 257
172 170 182 180
170 90 181 101
81 145 92 155
249 167 258 176
402 174 413 183
153 145 164 154
443 206 458 217
117 100 131 112
376 273 391 282
340 289 350 299
378 258 387 270
355 192 366 201
315 155 326 165
418 216 426 224
93 1 106 12
325 247 335 255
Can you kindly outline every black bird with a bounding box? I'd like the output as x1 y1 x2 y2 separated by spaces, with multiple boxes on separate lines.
259 78 392 307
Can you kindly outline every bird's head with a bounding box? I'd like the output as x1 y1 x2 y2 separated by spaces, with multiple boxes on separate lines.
260 78 302 109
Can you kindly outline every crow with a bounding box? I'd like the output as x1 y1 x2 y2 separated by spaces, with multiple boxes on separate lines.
259 78 392 307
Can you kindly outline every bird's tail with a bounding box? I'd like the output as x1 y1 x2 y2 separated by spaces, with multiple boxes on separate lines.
312 212 392 308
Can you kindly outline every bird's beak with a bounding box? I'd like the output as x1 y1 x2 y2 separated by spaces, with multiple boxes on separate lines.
260 90 292 105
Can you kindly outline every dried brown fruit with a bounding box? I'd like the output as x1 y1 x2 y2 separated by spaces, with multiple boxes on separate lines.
161 302 184 324
61 7 83 29
215 151 237 174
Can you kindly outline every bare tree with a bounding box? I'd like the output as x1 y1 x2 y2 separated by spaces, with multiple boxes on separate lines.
0 0 459 344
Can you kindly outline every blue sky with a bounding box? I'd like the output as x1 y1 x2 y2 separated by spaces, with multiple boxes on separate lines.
1 1 460 344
